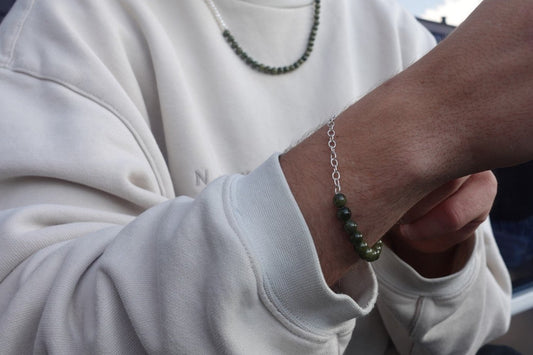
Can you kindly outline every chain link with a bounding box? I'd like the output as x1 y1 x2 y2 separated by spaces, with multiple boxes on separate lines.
327 118 384 261
327 118 341 194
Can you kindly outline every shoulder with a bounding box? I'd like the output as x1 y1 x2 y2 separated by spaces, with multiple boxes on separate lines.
340 0 436 69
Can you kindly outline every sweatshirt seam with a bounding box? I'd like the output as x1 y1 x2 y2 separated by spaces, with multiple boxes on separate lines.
222 176 333 344
408 297 425 336
0 66 169 197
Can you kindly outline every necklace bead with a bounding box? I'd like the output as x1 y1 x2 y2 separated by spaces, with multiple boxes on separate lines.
205 0 321 75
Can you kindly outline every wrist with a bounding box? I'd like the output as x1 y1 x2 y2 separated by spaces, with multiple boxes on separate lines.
280 77 447 285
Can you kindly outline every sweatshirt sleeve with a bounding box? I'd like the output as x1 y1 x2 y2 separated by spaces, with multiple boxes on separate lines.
373 220 512 355
0 67 379 353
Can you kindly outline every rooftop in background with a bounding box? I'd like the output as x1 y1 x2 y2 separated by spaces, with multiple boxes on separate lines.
417 16 456 43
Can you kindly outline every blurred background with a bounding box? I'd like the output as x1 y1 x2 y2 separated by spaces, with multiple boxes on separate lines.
397 0 482 26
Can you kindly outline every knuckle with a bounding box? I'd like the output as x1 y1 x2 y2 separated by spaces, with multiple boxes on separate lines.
440 204 464 231
476 171 498 194
486 171 498 195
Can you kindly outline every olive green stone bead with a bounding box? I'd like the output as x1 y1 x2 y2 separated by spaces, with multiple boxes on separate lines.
362 248 376 261
354 240 368 253
333 193 347 208
348 231 363 245
364 249 380 262
336 207 351 221
344 219 358 234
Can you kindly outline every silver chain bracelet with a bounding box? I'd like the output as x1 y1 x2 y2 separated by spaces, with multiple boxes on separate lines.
327 118 383 262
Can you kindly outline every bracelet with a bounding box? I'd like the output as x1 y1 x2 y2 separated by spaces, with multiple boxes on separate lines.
327 118 383 262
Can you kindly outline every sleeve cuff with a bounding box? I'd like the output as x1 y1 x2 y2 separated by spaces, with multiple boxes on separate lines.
373 230 483 298
228 154 377 335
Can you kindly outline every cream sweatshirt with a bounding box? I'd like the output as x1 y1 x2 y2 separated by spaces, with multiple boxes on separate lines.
0 0 511 353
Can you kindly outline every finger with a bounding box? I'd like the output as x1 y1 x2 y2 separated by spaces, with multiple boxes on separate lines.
401 176 470 224
399 171 497 240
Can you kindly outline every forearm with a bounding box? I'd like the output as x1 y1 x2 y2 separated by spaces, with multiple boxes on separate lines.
282 0 533 286
281 77 449 285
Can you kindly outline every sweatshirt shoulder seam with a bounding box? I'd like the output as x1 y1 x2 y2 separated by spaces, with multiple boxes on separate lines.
0 66 170 197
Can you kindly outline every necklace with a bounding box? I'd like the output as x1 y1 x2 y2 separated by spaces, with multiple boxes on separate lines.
204 0 321 75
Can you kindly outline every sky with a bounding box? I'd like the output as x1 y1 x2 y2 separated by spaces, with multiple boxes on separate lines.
396 0 482 26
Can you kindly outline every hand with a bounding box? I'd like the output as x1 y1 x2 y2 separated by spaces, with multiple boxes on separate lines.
283 0 533 285
386 171 497 277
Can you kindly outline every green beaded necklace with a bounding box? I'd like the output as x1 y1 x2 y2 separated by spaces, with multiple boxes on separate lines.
204 0 321 75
